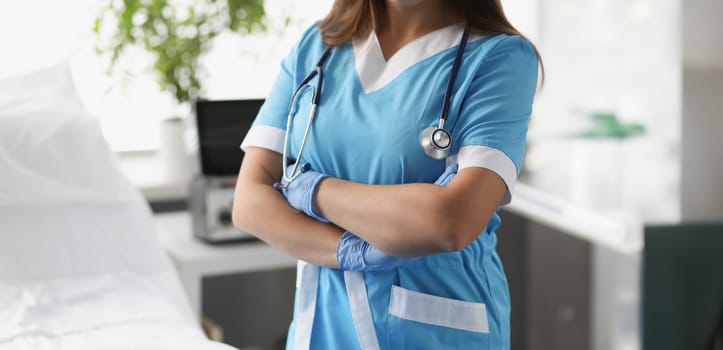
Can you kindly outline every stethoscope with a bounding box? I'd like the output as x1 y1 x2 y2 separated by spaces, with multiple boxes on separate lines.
281 29 471 186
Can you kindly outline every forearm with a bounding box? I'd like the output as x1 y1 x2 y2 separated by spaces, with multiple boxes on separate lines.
233 181 342 267
231 147 342 268
315 168 505 257
315 180 453 257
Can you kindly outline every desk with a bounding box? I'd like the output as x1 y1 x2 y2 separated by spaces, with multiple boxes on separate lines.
500 184 644 350
153 211 297 318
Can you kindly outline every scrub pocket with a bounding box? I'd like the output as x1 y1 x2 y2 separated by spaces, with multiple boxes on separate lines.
387 285 490 349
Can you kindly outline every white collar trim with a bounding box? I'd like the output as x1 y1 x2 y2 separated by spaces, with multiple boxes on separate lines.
352 24 483 94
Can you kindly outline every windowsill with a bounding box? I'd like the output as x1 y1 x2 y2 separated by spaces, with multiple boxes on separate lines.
117 150 190 203
505 183 644 253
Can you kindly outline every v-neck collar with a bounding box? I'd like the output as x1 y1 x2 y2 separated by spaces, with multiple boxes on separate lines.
352 23 481 94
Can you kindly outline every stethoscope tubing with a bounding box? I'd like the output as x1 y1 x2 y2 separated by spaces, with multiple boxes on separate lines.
281 48 332 185
438 29 470 129
282 86 316 185
281 28 470 184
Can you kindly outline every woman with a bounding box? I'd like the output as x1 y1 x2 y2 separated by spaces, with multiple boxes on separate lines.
233 0 540 348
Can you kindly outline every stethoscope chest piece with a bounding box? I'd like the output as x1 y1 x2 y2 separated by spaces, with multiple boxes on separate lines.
417 28 470 161
419 126 451 160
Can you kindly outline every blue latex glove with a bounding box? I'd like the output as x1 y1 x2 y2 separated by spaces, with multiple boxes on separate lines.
434 163 458 186
336 163 459 271
337 231 412 271
276 163 330 223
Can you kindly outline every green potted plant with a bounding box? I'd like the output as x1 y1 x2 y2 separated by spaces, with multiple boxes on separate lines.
93 0 267 182
94 0 266 104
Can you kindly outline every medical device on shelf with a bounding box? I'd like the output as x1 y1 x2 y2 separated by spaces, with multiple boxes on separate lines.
190 99 263 243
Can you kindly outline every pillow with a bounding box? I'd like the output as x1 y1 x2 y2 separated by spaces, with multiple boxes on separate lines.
0 62 129 206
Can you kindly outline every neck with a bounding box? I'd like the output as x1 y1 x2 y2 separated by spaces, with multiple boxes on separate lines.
381 1 457 39
376 1 461 60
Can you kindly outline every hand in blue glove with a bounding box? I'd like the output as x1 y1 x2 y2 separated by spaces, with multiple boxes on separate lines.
275 163 330 223
336 163 459 271
434 163 458 186
337 231 412 271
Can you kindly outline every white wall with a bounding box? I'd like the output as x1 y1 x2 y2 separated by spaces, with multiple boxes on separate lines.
681 0 723 221
525 0 681 223
502 0 540 42
683 0 723 70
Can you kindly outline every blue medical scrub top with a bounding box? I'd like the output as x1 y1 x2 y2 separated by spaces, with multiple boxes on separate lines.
242 24 538 350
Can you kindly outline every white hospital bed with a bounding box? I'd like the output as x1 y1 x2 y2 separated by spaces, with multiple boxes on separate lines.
0 63 237 350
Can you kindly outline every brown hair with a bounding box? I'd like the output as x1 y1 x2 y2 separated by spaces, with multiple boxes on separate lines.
319 0 544 83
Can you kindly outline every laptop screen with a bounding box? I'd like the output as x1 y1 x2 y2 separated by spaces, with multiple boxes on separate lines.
195 99 263 176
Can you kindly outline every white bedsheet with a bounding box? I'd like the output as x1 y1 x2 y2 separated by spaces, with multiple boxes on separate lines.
0 190 236 350
0 272 234 350
1 324 235 350
0 61 237 349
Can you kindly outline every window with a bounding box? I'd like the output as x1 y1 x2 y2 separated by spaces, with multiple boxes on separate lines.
0 0 332 152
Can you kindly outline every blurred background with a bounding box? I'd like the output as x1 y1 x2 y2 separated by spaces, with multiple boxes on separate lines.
0 1 721 350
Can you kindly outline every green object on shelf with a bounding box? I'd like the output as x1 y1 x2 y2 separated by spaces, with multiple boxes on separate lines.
576 112 646 139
